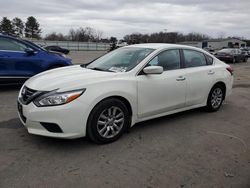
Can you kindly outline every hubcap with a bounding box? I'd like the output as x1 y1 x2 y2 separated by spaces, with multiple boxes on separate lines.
97 106 124 139
211 88 223 109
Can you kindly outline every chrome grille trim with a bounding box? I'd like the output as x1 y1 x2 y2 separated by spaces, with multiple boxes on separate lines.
19 86 45 105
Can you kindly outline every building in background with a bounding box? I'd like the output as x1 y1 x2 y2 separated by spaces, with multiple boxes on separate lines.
179 38 246 50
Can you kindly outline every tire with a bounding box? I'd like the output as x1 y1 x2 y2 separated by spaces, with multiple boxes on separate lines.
206 84 225 112
87 98 130 144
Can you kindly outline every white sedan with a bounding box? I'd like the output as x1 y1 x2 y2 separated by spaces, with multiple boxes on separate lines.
17 44 234 144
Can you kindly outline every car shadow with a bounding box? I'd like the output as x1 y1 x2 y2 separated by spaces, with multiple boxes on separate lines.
25 107 205 149
130 108 204 133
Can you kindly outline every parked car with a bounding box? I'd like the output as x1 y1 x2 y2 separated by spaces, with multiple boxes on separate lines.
0 34 72 85
215 48 247 63
17 44 233 144
45 45 70 55
116 40 128 48
240 48 250 58
203 47 216 55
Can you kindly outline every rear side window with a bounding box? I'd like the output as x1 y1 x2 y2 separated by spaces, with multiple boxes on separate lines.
183 50 207 68
0 37 27 51
205 55 213 65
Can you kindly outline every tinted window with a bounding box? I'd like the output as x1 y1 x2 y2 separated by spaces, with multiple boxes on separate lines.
205 55 213 65
0 37 27 51
183 50 207 68
148 50 181 71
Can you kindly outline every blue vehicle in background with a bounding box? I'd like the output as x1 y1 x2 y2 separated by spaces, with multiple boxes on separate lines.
0 34 72 85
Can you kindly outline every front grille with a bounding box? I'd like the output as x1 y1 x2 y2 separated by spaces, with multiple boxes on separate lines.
20 86 43 105
21 86 37 102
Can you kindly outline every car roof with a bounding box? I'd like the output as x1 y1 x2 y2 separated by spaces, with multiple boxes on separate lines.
0 34 16 39
0 34 42 51
126 43 202 51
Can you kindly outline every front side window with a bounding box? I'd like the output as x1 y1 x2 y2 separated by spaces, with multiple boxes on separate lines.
183 50 207 68
86 47 154 72
0 37 28 52
147 49 181 71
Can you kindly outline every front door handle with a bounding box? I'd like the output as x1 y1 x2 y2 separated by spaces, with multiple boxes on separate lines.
208 70 215 75
176 76 186 81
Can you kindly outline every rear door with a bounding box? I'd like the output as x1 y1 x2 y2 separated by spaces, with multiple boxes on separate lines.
182 49 216 106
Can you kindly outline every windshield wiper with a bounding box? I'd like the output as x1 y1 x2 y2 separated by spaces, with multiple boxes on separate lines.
87 67 114 72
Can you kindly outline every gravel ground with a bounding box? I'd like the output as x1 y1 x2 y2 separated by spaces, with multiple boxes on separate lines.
0 56 250 188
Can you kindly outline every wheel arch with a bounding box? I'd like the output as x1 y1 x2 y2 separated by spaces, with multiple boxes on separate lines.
210 81 227 100
86 95 134 138
91 95 133 117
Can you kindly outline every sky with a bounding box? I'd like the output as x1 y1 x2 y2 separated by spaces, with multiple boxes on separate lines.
1 0 250 39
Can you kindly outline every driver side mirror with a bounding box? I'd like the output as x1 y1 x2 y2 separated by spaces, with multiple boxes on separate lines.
143 66 163 75
25 48 35 55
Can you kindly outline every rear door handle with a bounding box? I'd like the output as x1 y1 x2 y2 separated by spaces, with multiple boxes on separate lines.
176 76 186 81
208 70 215 75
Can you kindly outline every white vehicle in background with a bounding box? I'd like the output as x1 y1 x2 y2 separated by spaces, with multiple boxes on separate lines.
17 44 234 144
116 40 128 48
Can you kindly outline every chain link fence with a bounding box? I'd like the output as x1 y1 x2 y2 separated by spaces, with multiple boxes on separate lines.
31 40 110 51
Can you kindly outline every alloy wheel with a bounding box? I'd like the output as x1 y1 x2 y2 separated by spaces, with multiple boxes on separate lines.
97 106 125 139
211 88 223 109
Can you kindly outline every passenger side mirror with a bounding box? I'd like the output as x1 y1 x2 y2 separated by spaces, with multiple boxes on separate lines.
143 66 163 75
25 48 35 55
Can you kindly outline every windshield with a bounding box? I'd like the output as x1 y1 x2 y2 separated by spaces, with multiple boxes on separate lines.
86 47 154 72
22 39 45 51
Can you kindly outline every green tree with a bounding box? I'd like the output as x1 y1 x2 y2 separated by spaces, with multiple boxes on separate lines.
25 16 41 39
12 17 24 37
0 17 14 35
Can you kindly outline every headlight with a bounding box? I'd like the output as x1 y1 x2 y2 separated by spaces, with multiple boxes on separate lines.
34 89 86 107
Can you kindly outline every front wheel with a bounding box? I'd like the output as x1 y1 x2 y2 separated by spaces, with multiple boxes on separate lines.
87 98 130 144
206 85 225 112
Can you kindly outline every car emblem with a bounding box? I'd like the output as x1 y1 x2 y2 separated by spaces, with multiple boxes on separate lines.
22 88 26 95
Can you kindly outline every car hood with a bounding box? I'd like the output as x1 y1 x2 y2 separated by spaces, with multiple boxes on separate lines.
25 65 118 91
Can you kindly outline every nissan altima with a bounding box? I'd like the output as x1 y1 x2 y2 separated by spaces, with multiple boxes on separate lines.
17 44 234 144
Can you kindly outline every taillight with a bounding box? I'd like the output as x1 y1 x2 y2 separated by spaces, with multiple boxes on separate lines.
226 66 233 76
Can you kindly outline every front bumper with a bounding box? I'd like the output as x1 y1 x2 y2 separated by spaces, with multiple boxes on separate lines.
17 98 89 139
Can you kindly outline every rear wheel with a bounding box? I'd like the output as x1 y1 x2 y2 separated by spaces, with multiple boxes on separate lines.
87 98 130 144
206 85 225 112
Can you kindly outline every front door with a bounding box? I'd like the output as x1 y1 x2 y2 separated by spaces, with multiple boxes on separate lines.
137 49 186 119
